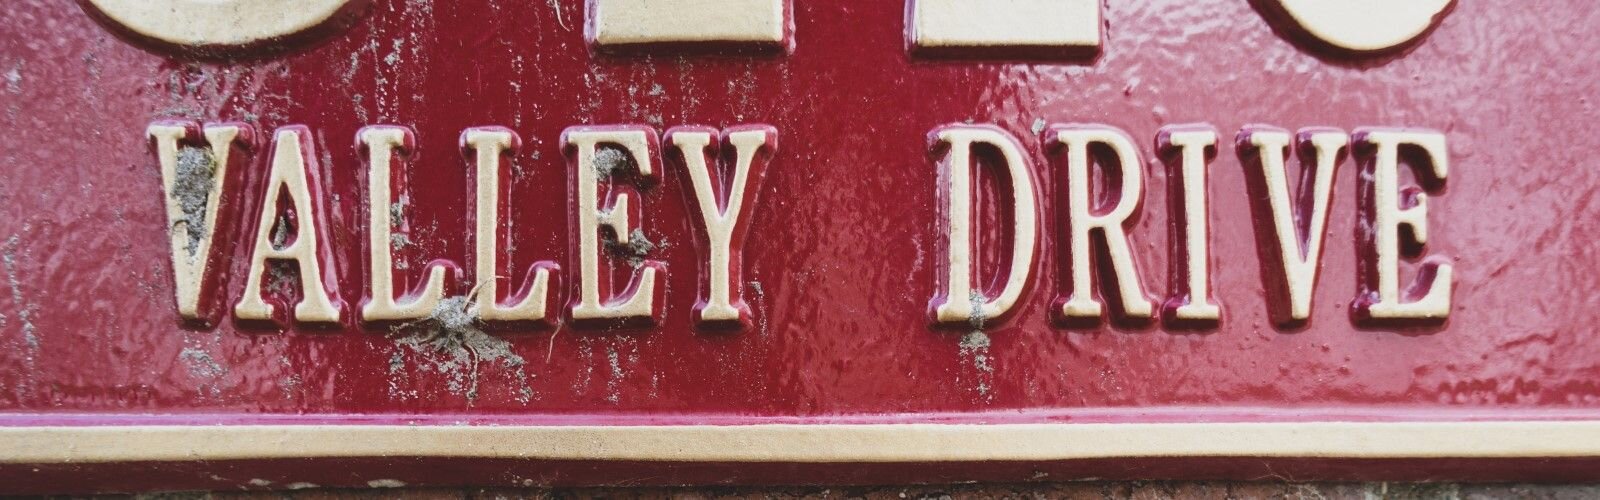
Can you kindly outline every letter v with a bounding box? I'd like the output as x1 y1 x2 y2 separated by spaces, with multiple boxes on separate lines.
148 121 253 322
1239 126 1347 325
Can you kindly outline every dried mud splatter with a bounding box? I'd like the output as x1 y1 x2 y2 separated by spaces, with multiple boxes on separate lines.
172 146 217 256
2 236 38 396
390 294 535 404
606 228 663 269
960 292 995 401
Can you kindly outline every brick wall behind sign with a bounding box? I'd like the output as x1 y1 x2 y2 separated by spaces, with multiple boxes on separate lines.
64 483 1600 499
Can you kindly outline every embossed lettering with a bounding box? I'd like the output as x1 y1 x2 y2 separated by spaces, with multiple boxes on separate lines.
464 127 560 324
1158 124 1221 326
149 121 251 321
1238 126 1346 325
1352 128 1453 323
928 125 1040 326
1051 125 1155 323
564 126 665 325
235 127 343 324
669 126 777 328
359 126 451 322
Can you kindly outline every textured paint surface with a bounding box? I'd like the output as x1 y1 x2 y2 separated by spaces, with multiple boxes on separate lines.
1 0 1600 492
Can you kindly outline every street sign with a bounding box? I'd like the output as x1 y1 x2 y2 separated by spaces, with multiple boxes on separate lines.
4 0 1600 493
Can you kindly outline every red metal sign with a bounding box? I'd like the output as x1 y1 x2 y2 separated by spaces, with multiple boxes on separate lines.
3 0 1599 493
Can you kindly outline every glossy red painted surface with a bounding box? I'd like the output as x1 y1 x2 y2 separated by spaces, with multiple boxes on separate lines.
2 0 1600 492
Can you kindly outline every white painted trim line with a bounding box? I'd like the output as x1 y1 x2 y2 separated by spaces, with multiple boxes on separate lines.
5 421 1600 464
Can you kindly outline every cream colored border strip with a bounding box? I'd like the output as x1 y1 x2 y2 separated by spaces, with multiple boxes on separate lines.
5 422 1600 464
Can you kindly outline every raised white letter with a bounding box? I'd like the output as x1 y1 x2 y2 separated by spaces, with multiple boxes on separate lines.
235 126 343 324
668 125 776 328
1157 125 1220 325
928 125 1039 326
563 126 664 324
149 121 251 321
359 126 450 322
1238 126 1345 324
1353 128 1453 322
1051 125 1153 321
463 127 559 323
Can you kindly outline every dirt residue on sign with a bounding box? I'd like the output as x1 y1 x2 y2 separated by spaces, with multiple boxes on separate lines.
176 313 231 400
391 293 534 403
172 146 217 256
388 193 413 257
2 236 37 350
749 280 768 336
178 345 225 381
2 236 39 395
960 329 994 400
606 228 662 269
960 292 995 401
593 147 629 179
